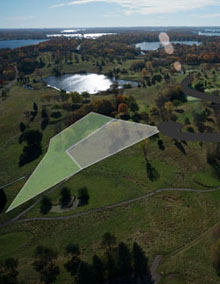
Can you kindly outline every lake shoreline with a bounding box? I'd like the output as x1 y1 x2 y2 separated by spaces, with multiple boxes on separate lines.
42 73 138 95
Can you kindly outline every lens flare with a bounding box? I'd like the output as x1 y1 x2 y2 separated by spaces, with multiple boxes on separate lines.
159 32 170 46
164 43 174 55
174 61 182 71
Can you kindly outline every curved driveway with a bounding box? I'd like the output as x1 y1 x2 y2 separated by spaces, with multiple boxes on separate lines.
158 75 220 142
181 75 220 104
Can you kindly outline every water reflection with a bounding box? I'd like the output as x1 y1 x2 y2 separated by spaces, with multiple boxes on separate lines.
136 41 201 51
43 73 138 94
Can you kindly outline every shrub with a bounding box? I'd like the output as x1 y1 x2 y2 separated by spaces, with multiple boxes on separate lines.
51 111 62 119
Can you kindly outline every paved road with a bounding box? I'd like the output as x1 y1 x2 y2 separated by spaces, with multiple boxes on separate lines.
158 120 220 142
181 75 220 104
158 75 220 142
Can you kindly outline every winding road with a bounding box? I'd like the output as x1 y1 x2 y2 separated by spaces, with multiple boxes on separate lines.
158 75 220 142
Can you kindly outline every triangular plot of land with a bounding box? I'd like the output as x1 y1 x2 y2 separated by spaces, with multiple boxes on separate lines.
7 113 159 212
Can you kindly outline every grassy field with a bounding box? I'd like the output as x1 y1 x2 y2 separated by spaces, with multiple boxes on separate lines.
1 188 220 283
1 53 220 283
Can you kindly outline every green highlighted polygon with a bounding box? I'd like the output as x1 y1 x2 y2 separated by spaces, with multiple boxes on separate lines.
7 113 159 213
67 119 159 168
7 113 112 212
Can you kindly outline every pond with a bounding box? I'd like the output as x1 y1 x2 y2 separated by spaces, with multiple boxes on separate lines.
0 39 48 49
135 41 201 51
43 73 138 94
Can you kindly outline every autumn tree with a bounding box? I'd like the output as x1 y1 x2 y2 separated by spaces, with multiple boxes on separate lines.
164 101 174 119
118 103 128 114
142 68 147 78
146 61 153 74
92 99 115 116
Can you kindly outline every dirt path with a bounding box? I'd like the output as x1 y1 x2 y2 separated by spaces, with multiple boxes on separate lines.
150 255 163 283
4 66 18 91
1 186 220 283
0 176 26 190
1 186 219 229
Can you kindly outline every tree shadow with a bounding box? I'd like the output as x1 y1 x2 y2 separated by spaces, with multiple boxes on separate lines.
146 162 160 181
174 140 187 155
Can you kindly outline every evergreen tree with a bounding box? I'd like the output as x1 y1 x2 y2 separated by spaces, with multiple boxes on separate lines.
1 89 7 98
40 197 52 215
158 140 165 151
19 122 26 133
75 262 93 284
41 119 49 131
59 187 71 208
19 130 43 167
41 109 49 119
65 243 80 257
92 255 104 284
105 253 118 282
33 102 38 112
117 242 132 277
132 242 153 283
101 232 116 250
32 102 38 119
77 187 89 206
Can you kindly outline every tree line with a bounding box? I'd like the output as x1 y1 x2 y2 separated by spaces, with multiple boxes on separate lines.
0 233 154 284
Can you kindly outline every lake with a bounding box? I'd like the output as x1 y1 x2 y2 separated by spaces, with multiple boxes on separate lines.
0 39 48 49
136 41 201 51
43 73 138 94
47 33 116 39
198 32 220 36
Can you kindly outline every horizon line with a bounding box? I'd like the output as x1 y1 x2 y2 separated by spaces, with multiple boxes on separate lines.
1 25 220 30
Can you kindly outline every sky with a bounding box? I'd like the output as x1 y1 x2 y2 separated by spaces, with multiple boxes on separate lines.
1 0 220 28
